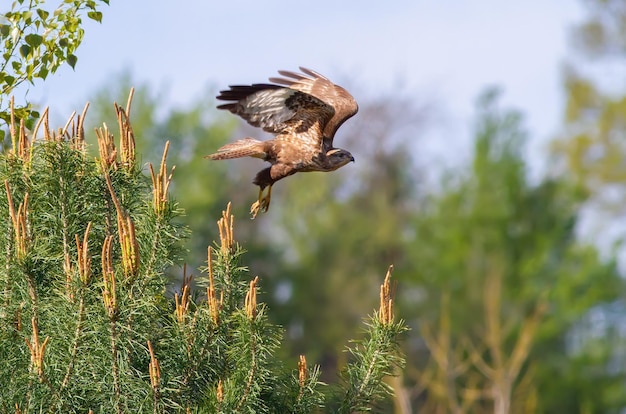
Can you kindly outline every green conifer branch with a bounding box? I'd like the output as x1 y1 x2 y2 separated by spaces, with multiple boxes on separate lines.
338 266 409 413
60 293 85 389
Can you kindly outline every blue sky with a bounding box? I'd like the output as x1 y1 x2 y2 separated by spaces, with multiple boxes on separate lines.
25 0 583 168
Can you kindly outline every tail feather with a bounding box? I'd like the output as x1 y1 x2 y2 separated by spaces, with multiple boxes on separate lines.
205 138 267 160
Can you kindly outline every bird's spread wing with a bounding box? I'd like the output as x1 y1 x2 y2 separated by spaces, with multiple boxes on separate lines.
216 83 335 138
269 67 358 145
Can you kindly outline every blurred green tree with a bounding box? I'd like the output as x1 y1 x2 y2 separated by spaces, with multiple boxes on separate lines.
403 89 624 413
546 1 626 411
552 0 626 210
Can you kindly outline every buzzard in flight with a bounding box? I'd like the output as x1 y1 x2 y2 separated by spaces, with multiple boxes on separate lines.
206 67 358 218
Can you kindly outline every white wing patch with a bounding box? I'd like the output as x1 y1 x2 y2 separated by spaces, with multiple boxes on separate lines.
239 89 297 133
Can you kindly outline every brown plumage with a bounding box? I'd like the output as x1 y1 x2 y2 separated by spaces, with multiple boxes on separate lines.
206 67 358 218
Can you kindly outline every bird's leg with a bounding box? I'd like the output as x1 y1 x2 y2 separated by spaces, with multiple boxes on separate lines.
250 185 273 219
264 184 273 210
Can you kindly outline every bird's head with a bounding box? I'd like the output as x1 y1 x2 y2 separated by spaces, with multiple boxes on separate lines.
326 148 355 170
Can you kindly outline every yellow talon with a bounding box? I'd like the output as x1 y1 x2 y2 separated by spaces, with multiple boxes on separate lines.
250 185 272 219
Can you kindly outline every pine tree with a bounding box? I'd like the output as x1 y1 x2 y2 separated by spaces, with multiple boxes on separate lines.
0 93 407 413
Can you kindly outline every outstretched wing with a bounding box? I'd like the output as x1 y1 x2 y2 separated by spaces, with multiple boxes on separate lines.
269 67 358 145
216 83 335 138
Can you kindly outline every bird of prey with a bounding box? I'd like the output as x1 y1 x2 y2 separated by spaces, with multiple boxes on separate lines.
205 67 358 218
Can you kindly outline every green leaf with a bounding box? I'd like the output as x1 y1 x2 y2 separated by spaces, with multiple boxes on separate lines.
36 8 49 21
23 11 33 25
11 61 21 71
37 67 48 80
87 11 102 23
19 43 31 58
0 25 10 38
3 75 15 87
67 53 77 69
13 106 31 119
59 38 68 47
25 33 43 48
25 112 39 130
